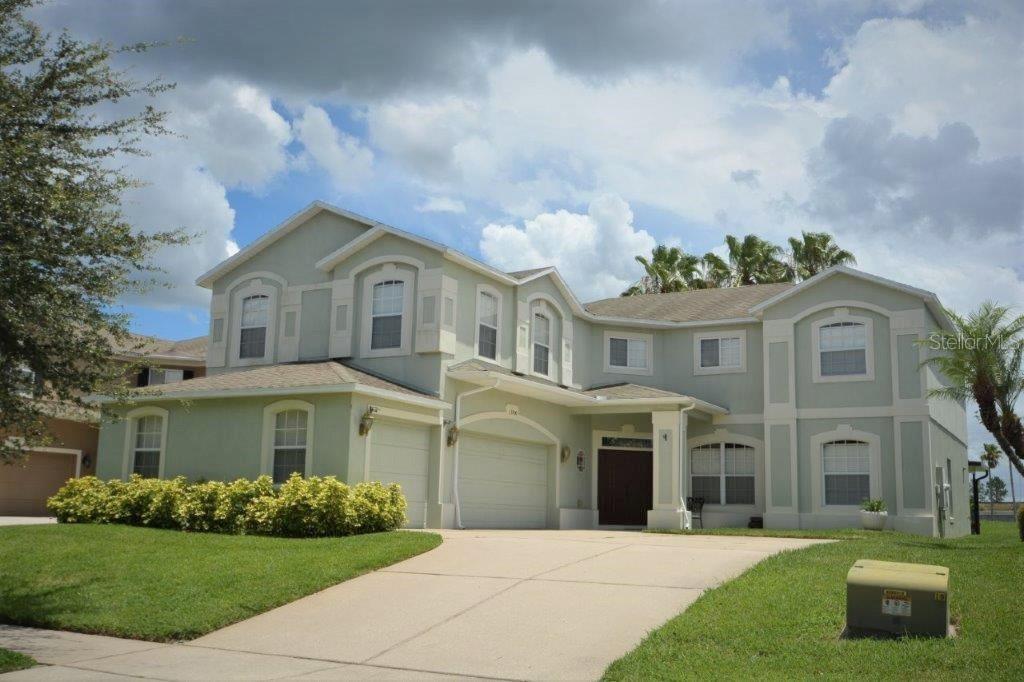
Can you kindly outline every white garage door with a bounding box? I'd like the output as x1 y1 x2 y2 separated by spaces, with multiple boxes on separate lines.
459 433 549 529
370 421 430 528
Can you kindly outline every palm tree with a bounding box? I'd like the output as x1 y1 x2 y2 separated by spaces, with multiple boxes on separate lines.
688 253 732 289
788 231 856 281
981 443 1001 470
622 246 698 296
724 234 792 285
923 303 1024 484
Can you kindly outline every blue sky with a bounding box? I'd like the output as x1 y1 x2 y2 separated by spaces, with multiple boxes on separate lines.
35 0 1024 483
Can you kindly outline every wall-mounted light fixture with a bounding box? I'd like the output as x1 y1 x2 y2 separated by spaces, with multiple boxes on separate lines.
358 406 379 437
446 424 460 447
82 454 93 470
576 450 586 472
560 445 571 463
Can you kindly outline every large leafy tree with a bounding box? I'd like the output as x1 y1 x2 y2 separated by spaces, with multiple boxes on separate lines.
788 231 856 281
724 234 792 285
0 0 186 462
923 303 1024 481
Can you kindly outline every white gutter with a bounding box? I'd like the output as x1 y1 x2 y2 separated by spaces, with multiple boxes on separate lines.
451 379 499 529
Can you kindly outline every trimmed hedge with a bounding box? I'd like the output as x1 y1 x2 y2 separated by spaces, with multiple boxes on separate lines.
47 474 407 537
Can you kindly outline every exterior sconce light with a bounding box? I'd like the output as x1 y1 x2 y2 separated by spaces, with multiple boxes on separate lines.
358 406 379 437
82 454 93 469
560 445 571 463
576 450 586 472
446 424 460 447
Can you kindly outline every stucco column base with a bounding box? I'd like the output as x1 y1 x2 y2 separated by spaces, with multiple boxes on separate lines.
763 511 800 529
647 508 689 530
559 508 597 529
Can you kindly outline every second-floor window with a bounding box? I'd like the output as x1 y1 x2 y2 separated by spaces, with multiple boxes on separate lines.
478 291 498 360
371 280 404 350
819 321 867 376
239 294 269 359
608 336 648 371
533 312 550 376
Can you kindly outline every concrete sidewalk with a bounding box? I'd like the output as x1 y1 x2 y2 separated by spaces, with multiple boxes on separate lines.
1 530 824 680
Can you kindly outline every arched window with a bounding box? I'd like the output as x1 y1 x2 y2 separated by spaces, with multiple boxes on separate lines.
818 321 867 377
822 440 870 506
239 294 269 359
533 312 550 376
371 280 404 350
691 442 755 505
272 409 308 483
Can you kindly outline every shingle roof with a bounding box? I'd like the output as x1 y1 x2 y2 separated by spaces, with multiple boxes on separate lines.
448 358 569 390
582 383 686 400
506 267 553 280
132 361 433 398
584 283 793 323
114 334 208 361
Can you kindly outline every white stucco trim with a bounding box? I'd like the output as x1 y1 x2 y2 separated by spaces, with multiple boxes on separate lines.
121 406 169 480
360 266 415 358
9 445 84 478
809 425 882 515
686 429 764 513
474 283 504 363
810 311 875 383
602 330 654 376
693 329 747 376
229 279 278 368
261 399 315 480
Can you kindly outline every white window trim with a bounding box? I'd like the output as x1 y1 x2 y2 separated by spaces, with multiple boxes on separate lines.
360 266 414 358
686 431 762 511
530 303 554 379
121 406 169 480
603 330 653 376
811 312 875 383
809 426 882 514
261 399 315 480
230 279 278 367
474 283 503 363
693 330 747 375
147 368 185 386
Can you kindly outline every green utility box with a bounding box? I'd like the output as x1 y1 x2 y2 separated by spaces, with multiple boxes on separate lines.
846 559 949 637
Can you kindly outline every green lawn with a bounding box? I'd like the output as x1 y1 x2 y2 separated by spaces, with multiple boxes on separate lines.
0 524 440 641
0 648 36 674
607 522 1023 681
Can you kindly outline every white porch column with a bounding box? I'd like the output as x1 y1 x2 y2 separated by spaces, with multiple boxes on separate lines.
647 409 691 530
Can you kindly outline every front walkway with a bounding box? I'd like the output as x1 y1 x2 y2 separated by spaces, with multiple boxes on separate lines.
1 530 823 681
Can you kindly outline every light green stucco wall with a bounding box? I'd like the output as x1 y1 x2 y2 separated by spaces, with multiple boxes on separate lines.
769 423 792 508
900 420 926 509
761 273 923 321
930 420 970 537
97 394 354 482
299 288 331 360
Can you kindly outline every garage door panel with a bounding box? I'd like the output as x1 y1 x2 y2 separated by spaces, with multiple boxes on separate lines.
459 433 549 529
0 452 77 516
370 422 430 528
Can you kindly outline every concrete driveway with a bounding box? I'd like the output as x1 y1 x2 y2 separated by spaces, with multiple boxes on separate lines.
1 529 822 681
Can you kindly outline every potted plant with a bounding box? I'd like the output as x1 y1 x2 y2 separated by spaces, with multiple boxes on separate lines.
860 499 888 530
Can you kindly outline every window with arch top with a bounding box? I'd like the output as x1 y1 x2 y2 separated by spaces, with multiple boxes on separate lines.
239 294 269 359
533 312 551 376
371 280 404 350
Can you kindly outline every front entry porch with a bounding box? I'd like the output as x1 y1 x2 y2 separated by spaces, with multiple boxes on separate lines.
597 448 652 526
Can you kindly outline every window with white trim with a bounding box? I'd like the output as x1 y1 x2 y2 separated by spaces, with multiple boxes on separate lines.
609 336 648 370
822 440 870 505
272 409 308 484
690 442 756 505
819 321 867 377
477 291 498 360
132 415 163 478
147 368 185 386
533 312 550 376
700 337 741 369
370 280 404 350
239 294 269 359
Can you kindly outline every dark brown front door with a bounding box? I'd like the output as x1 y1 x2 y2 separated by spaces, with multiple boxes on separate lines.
598 449 653 525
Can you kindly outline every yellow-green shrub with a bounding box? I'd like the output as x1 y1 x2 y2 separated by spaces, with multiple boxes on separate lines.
174 480 224 532
105 475 186 528
215 476 274 533
349 481 408 533
242 474 356 537
47 476 112 523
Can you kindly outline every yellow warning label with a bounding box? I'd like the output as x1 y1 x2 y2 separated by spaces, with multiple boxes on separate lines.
935 592 946 602
882 589 912 617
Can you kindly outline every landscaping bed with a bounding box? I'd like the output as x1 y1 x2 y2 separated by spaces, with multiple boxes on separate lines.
607 522 1022 680
0 524 440 641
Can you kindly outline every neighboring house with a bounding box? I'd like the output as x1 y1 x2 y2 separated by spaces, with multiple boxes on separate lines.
0 335 207 515
94 202 969 537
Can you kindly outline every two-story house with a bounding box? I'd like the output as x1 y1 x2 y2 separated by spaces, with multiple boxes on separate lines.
94 201 969 537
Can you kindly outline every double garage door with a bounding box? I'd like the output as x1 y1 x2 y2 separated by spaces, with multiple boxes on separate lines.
0 451 77 516
368 423 551 529
459 433 549 529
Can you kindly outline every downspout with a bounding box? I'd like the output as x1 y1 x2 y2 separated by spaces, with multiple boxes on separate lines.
679 400 697 526
451 380 499 529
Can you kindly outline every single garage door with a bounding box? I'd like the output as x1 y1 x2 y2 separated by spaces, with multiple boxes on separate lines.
0 451 77 516
459 433 549 528
370 421 430 528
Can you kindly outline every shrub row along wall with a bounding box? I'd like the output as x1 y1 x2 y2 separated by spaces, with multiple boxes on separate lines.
47 474 407 537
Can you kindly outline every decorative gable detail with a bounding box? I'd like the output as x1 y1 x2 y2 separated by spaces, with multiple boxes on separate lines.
328 279 355 358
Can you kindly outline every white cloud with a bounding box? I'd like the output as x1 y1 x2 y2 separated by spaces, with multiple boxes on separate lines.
415 196 467 214
480 195 655 301
293 105 374 190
